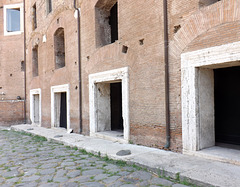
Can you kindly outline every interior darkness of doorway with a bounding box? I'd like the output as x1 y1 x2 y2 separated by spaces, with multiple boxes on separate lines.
214 66 240 146
110 82 123 131
60 92 67 129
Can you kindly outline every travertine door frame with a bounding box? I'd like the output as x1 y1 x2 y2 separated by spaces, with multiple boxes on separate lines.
51 84 70 130
89 67 129 143
30 88 41 126
181 41 240 153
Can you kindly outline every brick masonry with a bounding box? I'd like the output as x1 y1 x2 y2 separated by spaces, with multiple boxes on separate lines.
0 100 24 126
0 0 24 125
22 0 240 152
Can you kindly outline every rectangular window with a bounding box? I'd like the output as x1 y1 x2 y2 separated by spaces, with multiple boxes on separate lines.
7 8 20 32
46 0 52 14
4 3 23 36
199 0 221 7
32 4 37 30
32 46 39 77
95 1 118 48
110 3 118 43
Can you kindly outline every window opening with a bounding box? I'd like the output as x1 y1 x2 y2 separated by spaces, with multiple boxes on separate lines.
46 0 52 14
199 0 221 7
32 45 39 77
95 1 118 47
110 3 118 43
32 4 37 30
54 28 65 69
4 4 23 35
7 8 20 32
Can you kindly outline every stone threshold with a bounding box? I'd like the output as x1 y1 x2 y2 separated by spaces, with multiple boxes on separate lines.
90 130 126 144
184 146 240 166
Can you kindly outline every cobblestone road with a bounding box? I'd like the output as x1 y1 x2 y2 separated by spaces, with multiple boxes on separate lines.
0 130 188 187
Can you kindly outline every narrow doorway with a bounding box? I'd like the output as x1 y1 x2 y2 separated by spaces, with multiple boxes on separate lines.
214 66 240 146
60 92 67 128
54 92 67 129
33 94 39 123
110 82 123 131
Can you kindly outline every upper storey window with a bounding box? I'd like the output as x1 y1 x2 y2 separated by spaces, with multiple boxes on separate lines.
95 0 118 48
46 0 52 15
32 3 37 30
4 3 23 36
32 45 39 77
54 28 65 69
199 0 221 7
7 8 20 31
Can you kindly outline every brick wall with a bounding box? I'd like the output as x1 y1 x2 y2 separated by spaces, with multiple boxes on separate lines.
79 0 196 152
24 0 240 152
0 0 24 125
25 0 80 131
167 0 240 151
0 100 24 126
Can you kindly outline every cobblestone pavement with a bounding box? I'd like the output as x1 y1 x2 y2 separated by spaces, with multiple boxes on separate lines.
0 130 188 187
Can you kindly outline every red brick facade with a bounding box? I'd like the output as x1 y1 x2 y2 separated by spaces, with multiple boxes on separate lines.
0 0 24 126
0 101 24 126
22 0 240 152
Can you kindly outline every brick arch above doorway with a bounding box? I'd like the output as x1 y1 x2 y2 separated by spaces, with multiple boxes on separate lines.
170 0 240 59
184 21 240 53
181 41 240 152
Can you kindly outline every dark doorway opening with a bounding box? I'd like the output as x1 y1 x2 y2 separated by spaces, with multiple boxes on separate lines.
60 92 67 129
110 2 118 43
214 66 240 145
110 82 123 131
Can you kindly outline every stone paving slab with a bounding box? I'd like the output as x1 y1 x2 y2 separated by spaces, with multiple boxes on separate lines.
0 128 190 187
10 124 240 187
